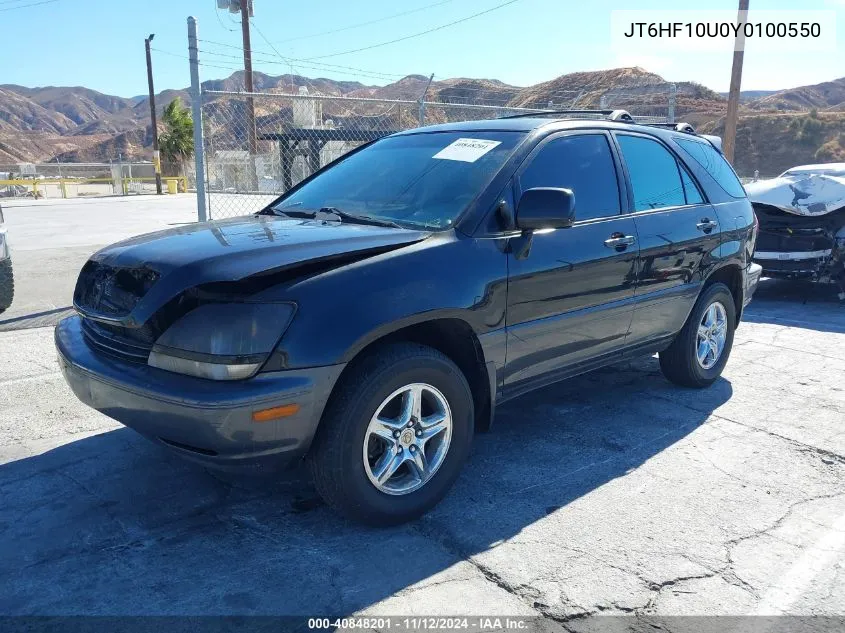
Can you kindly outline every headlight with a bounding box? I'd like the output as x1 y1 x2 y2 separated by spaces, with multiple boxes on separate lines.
148 302 295 380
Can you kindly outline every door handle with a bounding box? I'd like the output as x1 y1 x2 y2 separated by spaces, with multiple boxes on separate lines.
604 234 636 250
696 218 718 233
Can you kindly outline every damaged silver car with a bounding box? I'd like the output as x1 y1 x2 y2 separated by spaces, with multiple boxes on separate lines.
745 163 845 300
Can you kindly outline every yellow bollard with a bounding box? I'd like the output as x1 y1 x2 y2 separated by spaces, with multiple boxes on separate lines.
166 179 178 195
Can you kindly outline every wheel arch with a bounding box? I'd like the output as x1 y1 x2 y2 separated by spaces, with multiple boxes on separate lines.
704 262 743 321
335 317 494 434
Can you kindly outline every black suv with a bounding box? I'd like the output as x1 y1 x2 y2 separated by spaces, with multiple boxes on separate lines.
56 111 761 526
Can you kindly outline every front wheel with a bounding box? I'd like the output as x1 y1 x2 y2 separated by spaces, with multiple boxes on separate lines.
309 343 474 526
659 282 736 388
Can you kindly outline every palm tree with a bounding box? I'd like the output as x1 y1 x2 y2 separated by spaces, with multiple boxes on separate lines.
158 98 194 179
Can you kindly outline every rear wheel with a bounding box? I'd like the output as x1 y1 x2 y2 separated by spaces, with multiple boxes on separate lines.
309 343 474 526
0 259 13 314
659 282 736 388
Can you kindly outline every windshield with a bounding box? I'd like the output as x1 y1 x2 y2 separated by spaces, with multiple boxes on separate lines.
273 131 526 230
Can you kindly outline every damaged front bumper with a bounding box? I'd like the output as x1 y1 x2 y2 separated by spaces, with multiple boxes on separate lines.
56 315 345 471
752 204 845 287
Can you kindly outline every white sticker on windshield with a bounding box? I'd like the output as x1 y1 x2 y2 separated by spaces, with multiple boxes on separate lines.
433 138 501 163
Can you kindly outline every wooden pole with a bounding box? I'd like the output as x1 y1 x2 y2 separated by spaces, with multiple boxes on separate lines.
723 0 749 163
145 35 163 195
241 0 258 191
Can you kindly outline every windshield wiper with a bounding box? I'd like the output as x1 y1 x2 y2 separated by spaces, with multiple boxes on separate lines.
273 206 404 229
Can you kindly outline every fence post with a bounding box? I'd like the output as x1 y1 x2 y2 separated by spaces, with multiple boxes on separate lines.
669 83 677 123
188 16 208 223
418 73 434 128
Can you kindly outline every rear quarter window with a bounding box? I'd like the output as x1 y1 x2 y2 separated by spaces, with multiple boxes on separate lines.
675 138 746 198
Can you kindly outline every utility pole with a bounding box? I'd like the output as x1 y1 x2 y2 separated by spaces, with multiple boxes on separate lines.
188 16 207 222
145 34 163 194
240 0 258 190
723 0 749 163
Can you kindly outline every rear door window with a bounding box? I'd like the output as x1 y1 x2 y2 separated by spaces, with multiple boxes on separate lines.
675 138 746 198
616 135 686 211
679 164 705 205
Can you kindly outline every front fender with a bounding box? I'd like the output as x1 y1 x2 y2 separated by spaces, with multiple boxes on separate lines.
259 231 509 370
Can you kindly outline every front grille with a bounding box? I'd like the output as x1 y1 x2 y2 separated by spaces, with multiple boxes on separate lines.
758 258 825 276
757 229 833 253
81 318 153 364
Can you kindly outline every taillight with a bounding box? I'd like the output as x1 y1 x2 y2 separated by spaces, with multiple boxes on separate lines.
750 211 759 253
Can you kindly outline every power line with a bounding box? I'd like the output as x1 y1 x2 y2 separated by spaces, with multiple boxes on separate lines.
0 0 58 11
151 47 246 75
199 38 408 79
252 16 407 89
270 0 454 44
155 46 624 109
213 0 236 32
154 46 401 88
246 18 394 119
304 0 526 60
199 48 404 82
157 47 585 109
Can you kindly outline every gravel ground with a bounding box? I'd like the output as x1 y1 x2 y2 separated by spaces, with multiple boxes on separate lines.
0 196 843 626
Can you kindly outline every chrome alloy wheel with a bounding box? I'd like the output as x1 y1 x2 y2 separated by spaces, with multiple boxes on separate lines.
363 383 453 496
696 301 728 370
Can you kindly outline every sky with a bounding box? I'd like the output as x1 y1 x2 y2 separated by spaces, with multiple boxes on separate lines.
0 0 843 97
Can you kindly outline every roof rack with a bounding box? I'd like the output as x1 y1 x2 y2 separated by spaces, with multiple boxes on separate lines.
643 122 697 134
498 109 699 134
500 109 635 122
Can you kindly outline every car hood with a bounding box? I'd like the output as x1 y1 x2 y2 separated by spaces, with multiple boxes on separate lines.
745 173 845 216
75 214 429 327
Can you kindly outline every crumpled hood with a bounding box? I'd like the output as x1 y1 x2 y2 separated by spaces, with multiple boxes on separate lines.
745 173 845 216
75 214 429 326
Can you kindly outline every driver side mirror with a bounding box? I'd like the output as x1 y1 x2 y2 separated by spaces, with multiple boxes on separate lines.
516 187 575 231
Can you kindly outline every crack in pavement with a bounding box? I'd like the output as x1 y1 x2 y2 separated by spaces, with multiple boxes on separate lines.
411 519 574 623
643 390 845 466
413 518 732 623
409 385 845 621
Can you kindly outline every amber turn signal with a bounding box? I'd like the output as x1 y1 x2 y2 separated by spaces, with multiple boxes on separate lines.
252 403 300 422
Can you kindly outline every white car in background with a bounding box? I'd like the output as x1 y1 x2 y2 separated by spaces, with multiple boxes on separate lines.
0 204 13 314
745 163 845 299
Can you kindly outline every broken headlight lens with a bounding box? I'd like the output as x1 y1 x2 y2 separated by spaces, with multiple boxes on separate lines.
148 302 295 380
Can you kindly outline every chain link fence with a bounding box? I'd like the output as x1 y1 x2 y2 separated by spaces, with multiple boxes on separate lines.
0 162 190 200
200 89 672 219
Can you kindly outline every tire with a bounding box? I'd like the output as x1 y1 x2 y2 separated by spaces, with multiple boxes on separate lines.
659 282 736 388
309 342 474 526
0 258 13 314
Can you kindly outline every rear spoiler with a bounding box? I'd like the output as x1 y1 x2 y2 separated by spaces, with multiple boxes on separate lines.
702 135 723 153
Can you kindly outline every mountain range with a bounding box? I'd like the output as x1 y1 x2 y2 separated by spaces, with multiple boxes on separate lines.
0 67 843 176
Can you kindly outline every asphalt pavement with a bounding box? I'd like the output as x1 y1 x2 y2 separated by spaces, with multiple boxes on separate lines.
0 196 843 626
